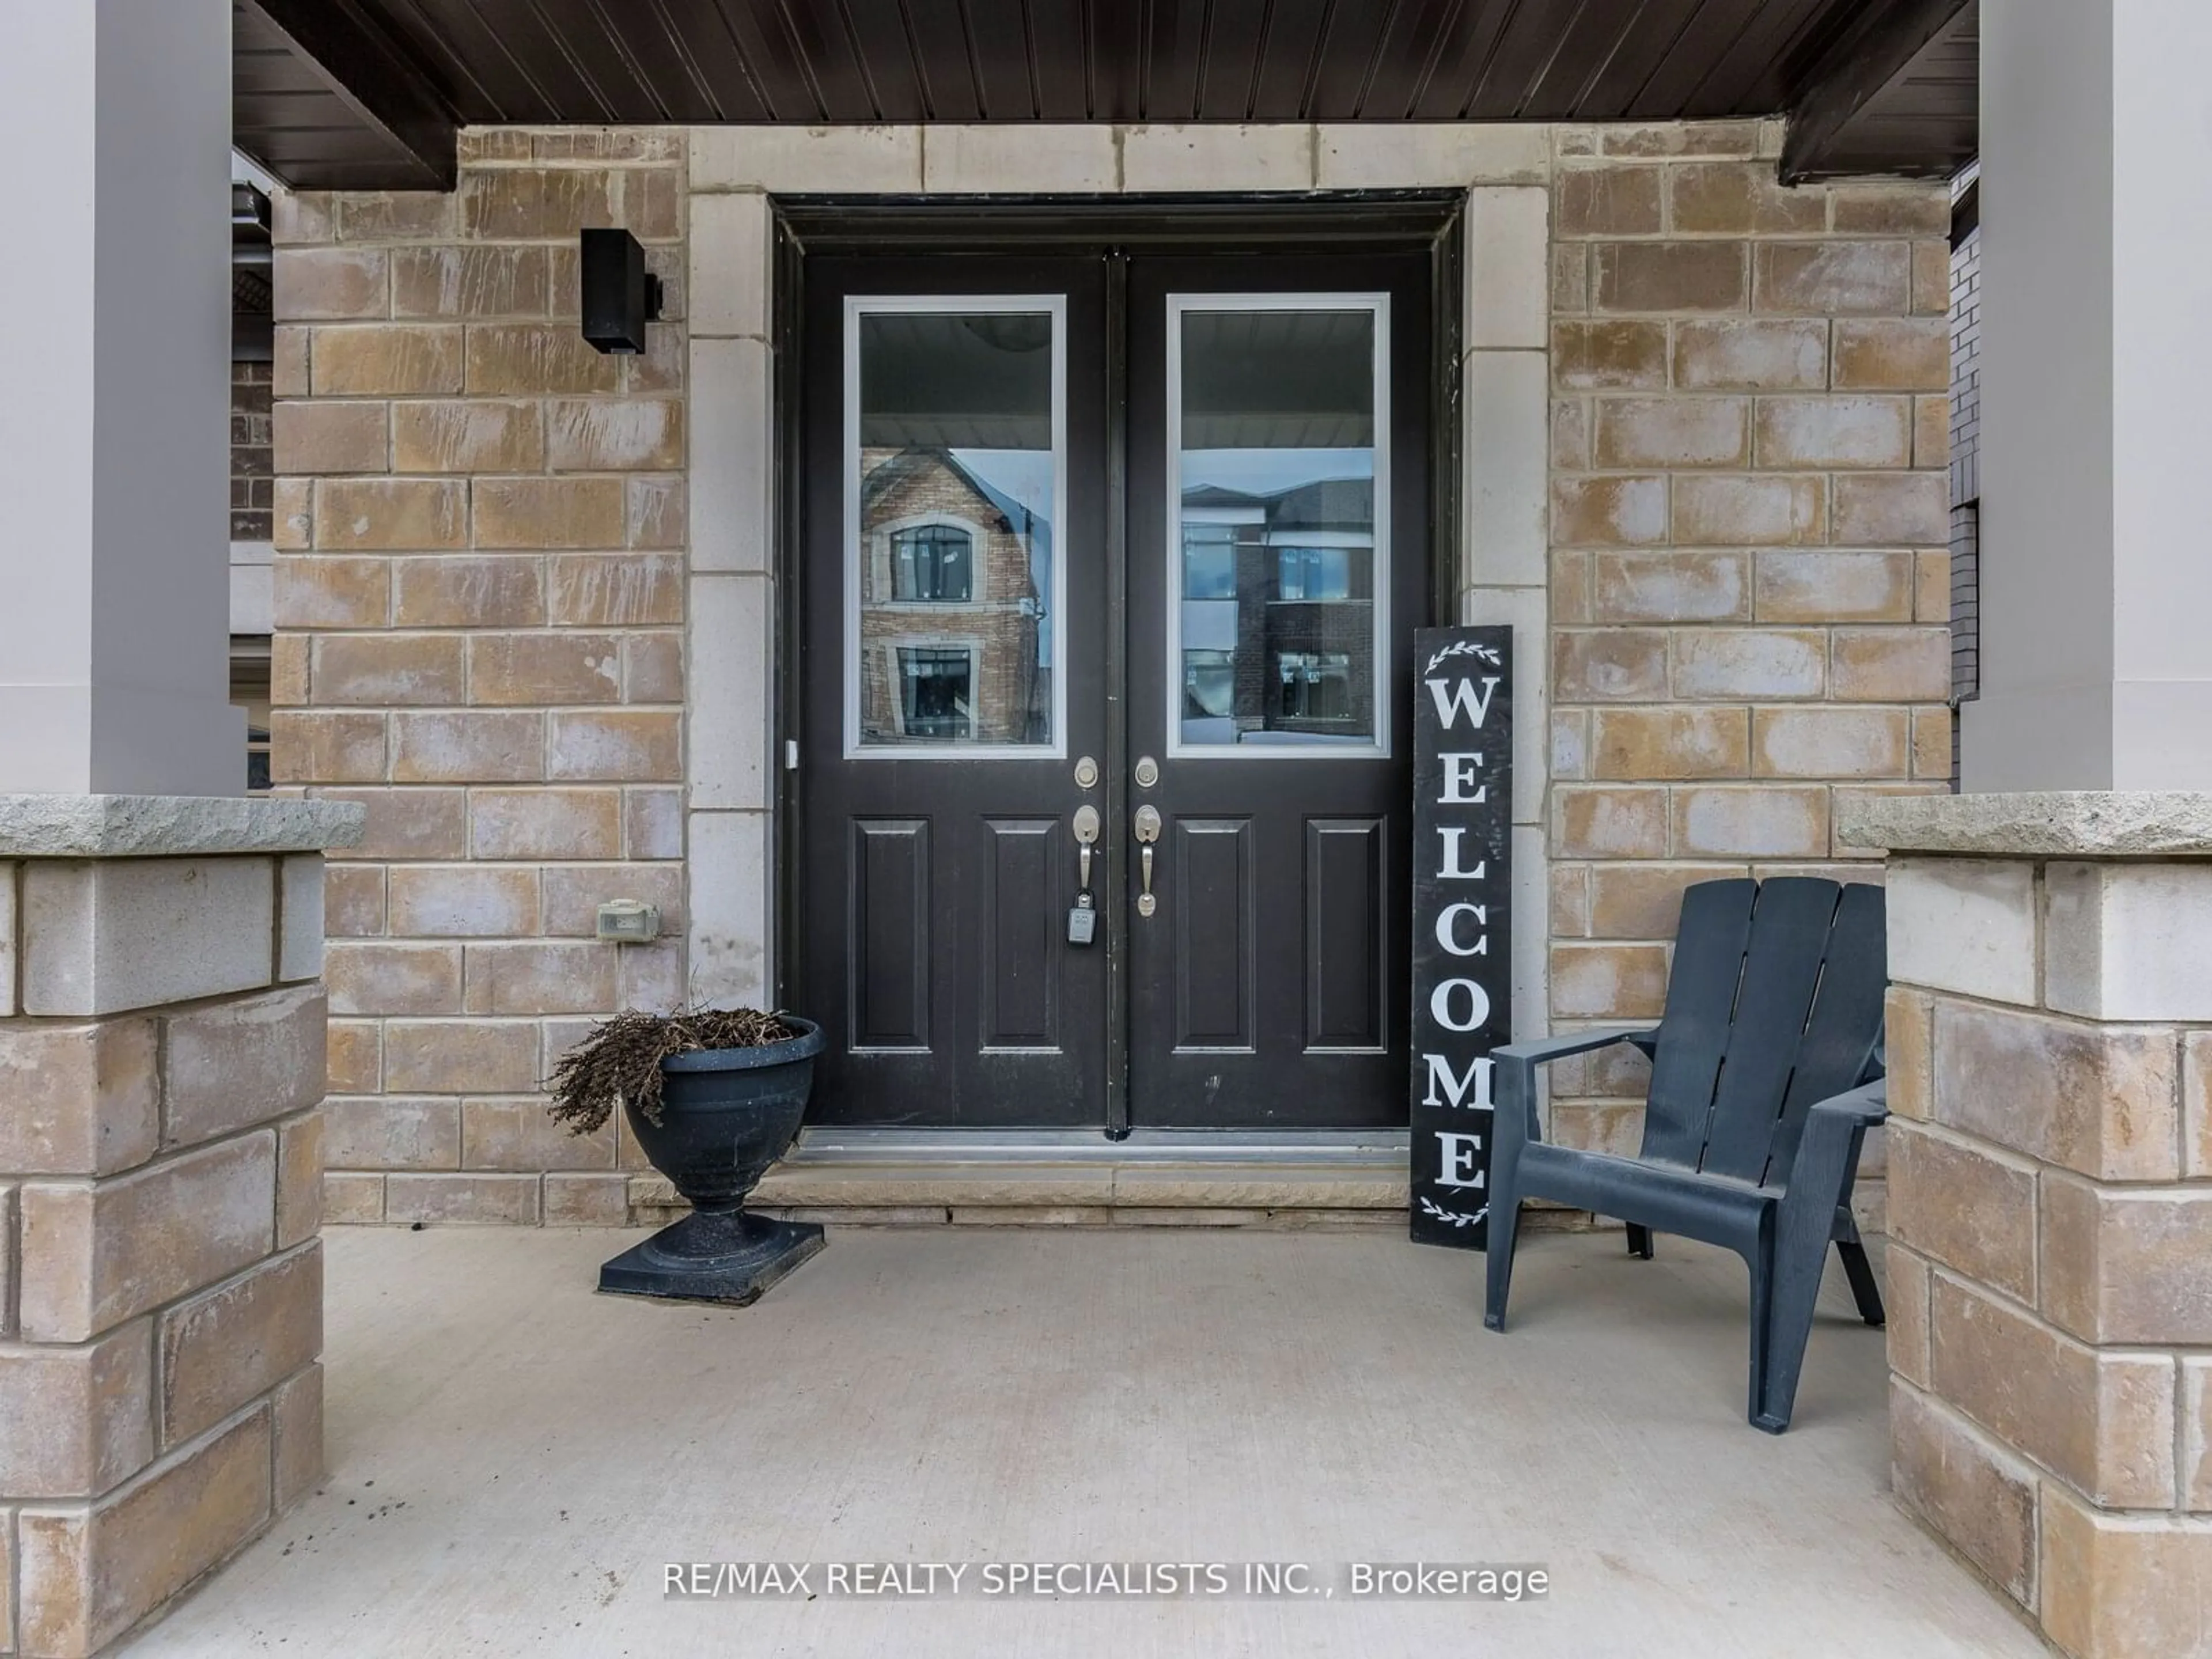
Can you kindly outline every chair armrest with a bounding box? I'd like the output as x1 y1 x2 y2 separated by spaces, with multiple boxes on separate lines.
1781 1081 1888 1198
1492 1025 1658 1067
1806 1078 1888 1128
1491 1027 1658 1151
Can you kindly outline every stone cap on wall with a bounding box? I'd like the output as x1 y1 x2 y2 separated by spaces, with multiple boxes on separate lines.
1838 791 2212 858
0 795 365 858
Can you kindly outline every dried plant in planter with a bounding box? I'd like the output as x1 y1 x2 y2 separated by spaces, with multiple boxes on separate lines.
545 1007 798 1137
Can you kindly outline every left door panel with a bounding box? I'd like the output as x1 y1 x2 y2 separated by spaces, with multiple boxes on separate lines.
798 256 1111 1128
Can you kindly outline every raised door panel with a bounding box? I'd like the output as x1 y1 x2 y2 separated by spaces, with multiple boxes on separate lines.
1304 817 1387 1052
980 817 1064 1051
1171 818 1255 1051
850 819 931 1051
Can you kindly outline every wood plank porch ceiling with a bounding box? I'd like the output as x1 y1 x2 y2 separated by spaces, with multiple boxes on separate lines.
236 0 1979 191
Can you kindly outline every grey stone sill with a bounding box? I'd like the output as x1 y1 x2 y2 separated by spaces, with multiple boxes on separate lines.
0 795 366 858
632 1162 1409 1210
1837 791 2212 858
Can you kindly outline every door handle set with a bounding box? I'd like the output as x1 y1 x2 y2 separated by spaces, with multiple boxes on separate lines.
1132 805 1161 918
1065 764 1162 930
1068 805 1102 945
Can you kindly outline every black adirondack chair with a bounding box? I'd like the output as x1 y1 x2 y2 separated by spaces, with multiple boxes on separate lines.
1483 877 1889 1433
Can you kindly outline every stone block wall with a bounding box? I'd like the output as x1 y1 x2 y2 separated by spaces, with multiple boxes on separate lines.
1540 122 1951 1164
0 849 330 1658
1878 846 2212 1658
273 119 1948 1224
269 132 690 1227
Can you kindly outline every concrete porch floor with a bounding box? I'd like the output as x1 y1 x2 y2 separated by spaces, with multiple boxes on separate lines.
127 1226 2037 1657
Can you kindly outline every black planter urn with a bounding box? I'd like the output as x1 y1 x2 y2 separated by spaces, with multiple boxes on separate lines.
597 1017 828 1306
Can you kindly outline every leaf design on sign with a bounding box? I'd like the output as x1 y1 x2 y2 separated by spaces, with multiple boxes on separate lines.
1418 1194 1489 1229
1425 639 1503 676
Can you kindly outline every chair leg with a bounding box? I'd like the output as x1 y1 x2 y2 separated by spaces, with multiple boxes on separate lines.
1746 1215 1783 1433
1482 1184 1522 1332
1761 1099 1887 1434
1625 1224 1654 1260
1835 1238 1885 1327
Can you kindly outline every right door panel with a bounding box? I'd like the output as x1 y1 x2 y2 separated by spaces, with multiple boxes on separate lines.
1125 253 1429 1128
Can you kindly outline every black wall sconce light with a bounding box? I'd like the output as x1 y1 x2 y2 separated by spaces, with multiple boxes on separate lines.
579 228 663 354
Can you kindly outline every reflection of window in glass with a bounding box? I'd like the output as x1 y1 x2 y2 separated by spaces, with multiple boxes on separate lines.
890 522 973 601
1183 525 1237 599
853 304 1058 752
1277 651 1354 721
1183 649 1236 719
230 648 272 794
1277 546 1358 601
1171 300 1385 753
897 647 974 739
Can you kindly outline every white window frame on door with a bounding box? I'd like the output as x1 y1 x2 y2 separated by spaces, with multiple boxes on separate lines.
843 293 1069 760
1164 291 1392 762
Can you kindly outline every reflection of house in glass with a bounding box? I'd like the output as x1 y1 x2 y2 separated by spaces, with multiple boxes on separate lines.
858 445 1049 745
1180 476 1374 745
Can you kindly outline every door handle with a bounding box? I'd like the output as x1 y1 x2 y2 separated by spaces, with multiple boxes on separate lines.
1073 804 1101 891
1133 805 1161 918
1069 805 1103 946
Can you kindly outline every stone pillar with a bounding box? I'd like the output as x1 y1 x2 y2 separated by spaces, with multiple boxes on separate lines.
0 10 370 1656
1964 0 2212 789
0 799 359 1658
1842 793 2212 1659
0 2 243 797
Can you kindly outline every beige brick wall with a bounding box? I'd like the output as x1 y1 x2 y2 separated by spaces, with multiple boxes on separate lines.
272 131 687 1226
276 120 1948 1224
1541 125 1950 1157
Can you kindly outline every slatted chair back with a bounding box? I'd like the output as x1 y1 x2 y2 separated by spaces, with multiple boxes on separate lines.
1638 878 1887 1187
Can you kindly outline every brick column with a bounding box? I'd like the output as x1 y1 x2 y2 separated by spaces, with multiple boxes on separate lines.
1843 793 2212 1659
0 797 359 1658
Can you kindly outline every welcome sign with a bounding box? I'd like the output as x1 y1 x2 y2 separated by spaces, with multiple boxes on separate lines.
1408 626 1512 1251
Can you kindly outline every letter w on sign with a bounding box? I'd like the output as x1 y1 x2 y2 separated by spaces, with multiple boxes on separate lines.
1409 627 1512 1249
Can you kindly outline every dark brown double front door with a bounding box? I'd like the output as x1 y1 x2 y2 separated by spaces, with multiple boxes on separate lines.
797 245 1429 1132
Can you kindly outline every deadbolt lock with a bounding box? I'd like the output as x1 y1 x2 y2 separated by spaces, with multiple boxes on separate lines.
1134 755 1160 789
1073 755 1100 790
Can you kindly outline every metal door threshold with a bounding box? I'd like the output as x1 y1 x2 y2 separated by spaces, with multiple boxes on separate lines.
785 1127 1409 1165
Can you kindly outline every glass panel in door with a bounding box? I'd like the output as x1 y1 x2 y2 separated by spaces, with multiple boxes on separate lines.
1168 297 1389 756
848 300 1065 755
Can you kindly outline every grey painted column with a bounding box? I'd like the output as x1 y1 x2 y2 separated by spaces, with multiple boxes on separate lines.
0 0 242 796
1964 0 2212 790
